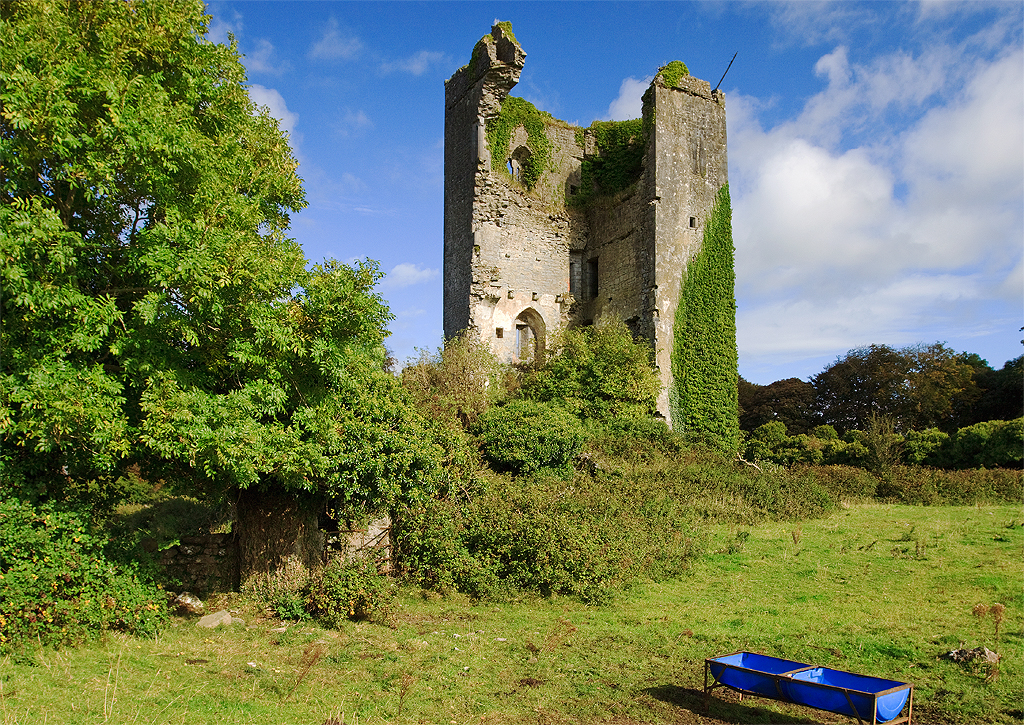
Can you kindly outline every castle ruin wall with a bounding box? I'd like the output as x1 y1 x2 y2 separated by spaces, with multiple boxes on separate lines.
444 24 728 423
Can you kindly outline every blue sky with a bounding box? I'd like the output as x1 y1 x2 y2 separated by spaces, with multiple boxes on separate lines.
206 1 1023 384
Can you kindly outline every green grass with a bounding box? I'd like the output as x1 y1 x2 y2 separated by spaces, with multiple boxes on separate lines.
1 503 1020 724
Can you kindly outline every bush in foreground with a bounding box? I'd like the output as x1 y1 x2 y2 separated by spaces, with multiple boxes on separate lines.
474 399 587 475
305 557 395 627
0 499 165 650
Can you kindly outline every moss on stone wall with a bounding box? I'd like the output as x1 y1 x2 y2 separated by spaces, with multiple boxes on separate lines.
492 20 517 44
486 96 553 191
656 60 690 88
669 184 739 449
570 119 646 207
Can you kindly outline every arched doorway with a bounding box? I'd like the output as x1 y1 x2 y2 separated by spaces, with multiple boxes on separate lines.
513 307 545 362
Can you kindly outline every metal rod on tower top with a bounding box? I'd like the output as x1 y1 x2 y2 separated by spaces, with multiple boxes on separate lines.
713 52 738 92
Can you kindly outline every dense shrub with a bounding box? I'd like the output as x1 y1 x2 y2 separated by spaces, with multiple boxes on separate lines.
474 399 587 475
929 418 1023 469
395 447 873 604
401 334 508 429
743 417 1023 473
0 499 165 650
521 322 660 422
397 468 704 604
305 557 395 627
875 466 1022 505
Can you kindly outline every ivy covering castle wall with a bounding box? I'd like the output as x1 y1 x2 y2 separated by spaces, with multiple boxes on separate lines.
670 184 739 448
444 22 734 429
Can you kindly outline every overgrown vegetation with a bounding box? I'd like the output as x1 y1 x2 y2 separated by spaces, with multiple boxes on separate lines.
744 416 1023 476
0 500 165 650
1 503 1018 724
485 96 554 190
656 59 690 88
570 119 646 206
670 184 739 449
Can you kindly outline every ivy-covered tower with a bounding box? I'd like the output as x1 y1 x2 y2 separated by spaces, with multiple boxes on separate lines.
443 22 735 440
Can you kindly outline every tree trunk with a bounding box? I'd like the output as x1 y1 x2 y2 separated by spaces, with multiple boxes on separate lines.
235 486 325 588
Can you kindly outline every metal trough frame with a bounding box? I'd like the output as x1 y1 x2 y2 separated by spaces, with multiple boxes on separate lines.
704 651 913 725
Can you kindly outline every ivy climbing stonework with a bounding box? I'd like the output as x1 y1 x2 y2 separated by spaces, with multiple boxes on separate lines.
443 22 735 432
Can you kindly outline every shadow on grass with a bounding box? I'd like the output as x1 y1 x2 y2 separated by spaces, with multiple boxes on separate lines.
645 685 822 724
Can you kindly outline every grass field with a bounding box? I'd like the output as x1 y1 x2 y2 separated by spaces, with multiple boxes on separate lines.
1 502 1020 724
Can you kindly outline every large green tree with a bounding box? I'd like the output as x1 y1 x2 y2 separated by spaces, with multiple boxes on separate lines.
812 343 978 434
1 0 440 582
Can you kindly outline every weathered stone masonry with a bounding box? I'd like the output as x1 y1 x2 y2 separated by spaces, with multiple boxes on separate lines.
443 23 728 424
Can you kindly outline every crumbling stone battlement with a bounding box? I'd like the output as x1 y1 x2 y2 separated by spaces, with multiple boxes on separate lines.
444 22 729 424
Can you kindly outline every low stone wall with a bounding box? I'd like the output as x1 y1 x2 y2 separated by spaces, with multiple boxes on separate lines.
152 517 392 595
327 515 392 572
156 533 239 596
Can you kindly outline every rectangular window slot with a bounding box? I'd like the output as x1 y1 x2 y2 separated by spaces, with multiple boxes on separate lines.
587 257 599 300
689 216 697 228
495 327 503 339
569 252 583 299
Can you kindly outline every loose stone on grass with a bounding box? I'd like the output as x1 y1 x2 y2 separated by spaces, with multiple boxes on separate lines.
197 609 236 628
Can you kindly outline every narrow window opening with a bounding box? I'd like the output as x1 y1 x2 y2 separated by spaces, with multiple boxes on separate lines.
569 185 578 196
689 216 697 228
495 327 503 339
569 251 583 299
587 257 599 300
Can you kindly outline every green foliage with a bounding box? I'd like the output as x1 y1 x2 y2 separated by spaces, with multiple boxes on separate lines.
656 60 690 88
492 20 517 44
0 499 165 650
903 428 950 465
271 589 310 622
812 343 977 434
670 184 739 449
485 96 553 190
739 376 817 434
397 467 704 605
520 322 660 422
401 333 507 429
396 445 875 605
305 557 395 627
969 354 1023 423
474 400 586 475
0 1 446 581
930 418 1024 470
743 415 1023 478
571 119 646 206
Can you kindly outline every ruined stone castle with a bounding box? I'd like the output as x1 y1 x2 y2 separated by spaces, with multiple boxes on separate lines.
443 22 730 424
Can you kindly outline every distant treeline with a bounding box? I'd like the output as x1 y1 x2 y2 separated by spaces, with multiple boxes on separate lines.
740 343 1022 436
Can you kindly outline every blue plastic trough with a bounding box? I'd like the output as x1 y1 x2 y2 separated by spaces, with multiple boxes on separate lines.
705 651 913 725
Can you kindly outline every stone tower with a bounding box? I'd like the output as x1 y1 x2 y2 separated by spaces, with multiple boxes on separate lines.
443 22 729 424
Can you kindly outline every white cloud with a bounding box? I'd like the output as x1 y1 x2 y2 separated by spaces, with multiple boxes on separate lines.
245 39 289 76
605 77 651 121
247 85 299 141
334 109 373 138
380 263 439 290
731 39 1023 373
207 10 241 45
308 19 362 61
380 50 446 76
